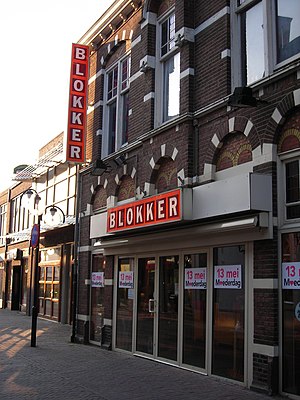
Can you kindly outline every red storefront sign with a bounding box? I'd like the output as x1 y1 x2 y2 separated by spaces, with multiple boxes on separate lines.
66 43 89 163
107 189 181 232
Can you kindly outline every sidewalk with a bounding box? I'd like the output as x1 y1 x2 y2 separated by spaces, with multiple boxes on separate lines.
0 309 282 400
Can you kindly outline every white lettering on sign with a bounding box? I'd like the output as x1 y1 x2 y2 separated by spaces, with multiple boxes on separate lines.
169 196 178 217
75 63 84 76
214 265 242 289
107 190 181 232
69 146 82 159
75 47 86 60
66 43 89 163
71 129 81 141
72 95 83 108
119 271 134 289
282 262 300 289
185 268 207 289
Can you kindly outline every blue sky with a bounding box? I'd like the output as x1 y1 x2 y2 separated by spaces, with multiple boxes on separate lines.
0 0 114 191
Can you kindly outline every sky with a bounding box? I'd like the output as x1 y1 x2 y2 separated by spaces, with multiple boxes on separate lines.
0 0 114 192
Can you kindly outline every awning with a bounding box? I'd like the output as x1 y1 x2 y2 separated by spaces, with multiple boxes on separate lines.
13 142 64 181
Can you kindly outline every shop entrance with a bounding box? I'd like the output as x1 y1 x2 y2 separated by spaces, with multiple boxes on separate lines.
135 256 179 360
115 246 245 382
11 265 21 311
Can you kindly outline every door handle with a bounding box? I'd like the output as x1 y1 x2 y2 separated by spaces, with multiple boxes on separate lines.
148 299 155 313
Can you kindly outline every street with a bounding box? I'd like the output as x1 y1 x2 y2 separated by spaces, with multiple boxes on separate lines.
0 309 282 400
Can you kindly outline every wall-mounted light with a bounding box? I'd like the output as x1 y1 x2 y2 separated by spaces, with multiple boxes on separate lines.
175 33 186 48
140 60 150 73
228 87 257 108
91 159 111 176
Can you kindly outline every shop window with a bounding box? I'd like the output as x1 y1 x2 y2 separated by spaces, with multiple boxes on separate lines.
90 255 105 343
232 0 300 86
183 253 207 368
103 56 131 157
212 245 245 382
155 11 180 125
116 258 134 351
284 159 300 220
282 233 300 395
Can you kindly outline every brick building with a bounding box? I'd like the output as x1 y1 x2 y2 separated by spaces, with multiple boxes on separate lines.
73 0 300 397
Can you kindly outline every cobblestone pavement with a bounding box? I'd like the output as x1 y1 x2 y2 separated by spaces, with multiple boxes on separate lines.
0 309 284 400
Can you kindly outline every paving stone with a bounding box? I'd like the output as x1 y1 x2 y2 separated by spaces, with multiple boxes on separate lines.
0 310 283 400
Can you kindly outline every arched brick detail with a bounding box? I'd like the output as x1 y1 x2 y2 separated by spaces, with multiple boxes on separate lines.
91 186 107 211
150 157 177 192
206 116 259 167
116 175 136 201
269 90 300 145
277 108 300 153
150 143 179 171
101 30 133 67
215 133 252 172
143 0 175 18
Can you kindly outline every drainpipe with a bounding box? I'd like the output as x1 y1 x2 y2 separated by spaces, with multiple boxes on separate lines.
71 165 81 343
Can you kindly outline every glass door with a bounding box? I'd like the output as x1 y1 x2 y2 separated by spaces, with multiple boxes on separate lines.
116 258 134 351
158 255 179 361
136 257 156 355
38 265 60 320
212 245 245 382
183 253 207 369
90 254 105 344
135 255 179 361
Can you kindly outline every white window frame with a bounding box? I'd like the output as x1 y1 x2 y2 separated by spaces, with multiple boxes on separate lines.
231 0 300 89
102 54 131 158
0 204 7 245
278 149 300 228
155 8 180 127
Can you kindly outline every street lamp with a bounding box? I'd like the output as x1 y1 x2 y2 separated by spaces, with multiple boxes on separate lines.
21 188 65 347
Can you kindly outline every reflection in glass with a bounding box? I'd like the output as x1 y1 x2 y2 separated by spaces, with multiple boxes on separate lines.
241 2 264 84
53 302 59 318
45 300 51 316
277 0 300 63
136 258 155 354
46 267 52 281
54 266 60 281
282 233 300 395
45 284 51 298
163 53 180 121
212 246 245 382
53 284 59 299
183 253 207 368
158 255 179 360
116 258 134 351
90 255 105 343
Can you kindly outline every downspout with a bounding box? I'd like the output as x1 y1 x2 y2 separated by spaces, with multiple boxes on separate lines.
71 165 81 342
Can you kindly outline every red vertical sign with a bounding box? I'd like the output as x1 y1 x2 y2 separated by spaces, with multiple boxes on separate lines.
66 43 89 163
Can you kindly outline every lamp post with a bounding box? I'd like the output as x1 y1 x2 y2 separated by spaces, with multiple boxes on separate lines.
21 189 65 347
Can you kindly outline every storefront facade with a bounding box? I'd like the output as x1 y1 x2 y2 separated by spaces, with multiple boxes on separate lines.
74 0 300 396
1 132 77 325
87 180 273 386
